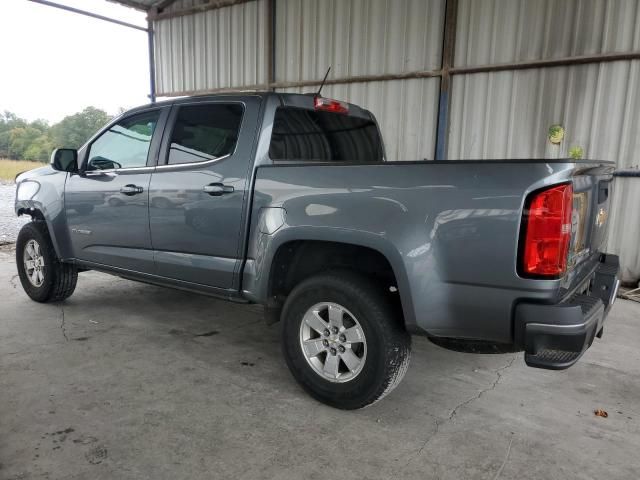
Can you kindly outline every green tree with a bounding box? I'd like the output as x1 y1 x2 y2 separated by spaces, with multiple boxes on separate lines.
0 111 28 158
0 107 112 161
50 106 110 149
23 134 54 162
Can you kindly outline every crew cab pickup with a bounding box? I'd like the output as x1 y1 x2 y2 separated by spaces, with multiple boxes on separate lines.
14 93 620 409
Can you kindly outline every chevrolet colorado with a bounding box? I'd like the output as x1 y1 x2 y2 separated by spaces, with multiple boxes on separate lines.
14 93 620 409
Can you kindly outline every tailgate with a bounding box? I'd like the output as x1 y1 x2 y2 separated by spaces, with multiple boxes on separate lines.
567 165 615 275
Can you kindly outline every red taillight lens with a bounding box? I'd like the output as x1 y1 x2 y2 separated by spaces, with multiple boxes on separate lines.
314 96 349 114
520 183 573 278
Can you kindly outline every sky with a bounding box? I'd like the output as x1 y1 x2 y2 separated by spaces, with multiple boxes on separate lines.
0 0 150 123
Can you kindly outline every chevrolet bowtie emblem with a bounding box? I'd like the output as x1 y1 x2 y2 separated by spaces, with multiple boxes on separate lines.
596 208 607 228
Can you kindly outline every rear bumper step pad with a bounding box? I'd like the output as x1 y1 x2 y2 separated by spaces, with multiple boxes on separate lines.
514 254 620 370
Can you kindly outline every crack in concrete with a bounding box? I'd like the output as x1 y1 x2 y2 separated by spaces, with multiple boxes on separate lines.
493 434 514 480
399 355 518 475
414 416 441 457
59 304 69 341
448 355 517 422
9 273 19 289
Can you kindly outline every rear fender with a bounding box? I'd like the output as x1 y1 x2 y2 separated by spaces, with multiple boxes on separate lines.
241 224 417 328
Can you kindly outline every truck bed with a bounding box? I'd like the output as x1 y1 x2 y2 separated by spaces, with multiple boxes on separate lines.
245 159 615 343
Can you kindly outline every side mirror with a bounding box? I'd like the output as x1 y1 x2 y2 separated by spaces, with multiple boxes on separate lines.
50 148 78 173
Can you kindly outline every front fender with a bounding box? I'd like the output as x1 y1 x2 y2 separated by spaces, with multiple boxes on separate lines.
15 167 72 259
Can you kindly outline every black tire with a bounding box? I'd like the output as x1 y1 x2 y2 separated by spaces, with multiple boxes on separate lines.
281 270 411 409
16 221 78 303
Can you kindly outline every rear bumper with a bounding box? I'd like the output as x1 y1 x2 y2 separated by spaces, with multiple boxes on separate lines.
514 254 620 370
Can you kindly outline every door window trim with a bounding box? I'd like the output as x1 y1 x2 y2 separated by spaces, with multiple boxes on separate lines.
82 106 170 173
157 100 246 170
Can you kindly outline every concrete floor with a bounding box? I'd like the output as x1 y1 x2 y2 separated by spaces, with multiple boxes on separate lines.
1 247 639 480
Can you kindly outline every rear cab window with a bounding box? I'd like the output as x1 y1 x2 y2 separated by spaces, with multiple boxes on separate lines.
268 106 384 163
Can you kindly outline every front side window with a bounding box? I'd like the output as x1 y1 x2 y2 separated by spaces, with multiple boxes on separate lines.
87 110 160 170
269 107 384 163
167 104 244 165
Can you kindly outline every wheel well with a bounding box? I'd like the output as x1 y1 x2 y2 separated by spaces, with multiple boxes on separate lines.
268 240 400 301
17 207 45 222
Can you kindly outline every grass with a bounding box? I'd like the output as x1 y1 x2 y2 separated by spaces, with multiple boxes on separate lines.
0 159 45 182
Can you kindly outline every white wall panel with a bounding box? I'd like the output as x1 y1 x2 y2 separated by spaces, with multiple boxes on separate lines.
448 61 640 165
608 177 640 284
276 0 445 82
456 0 640 67
154 0 267 95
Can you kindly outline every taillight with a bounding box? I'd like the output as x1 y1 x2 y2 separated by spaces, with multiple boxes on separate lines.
314 96 349 114
520 183 573 278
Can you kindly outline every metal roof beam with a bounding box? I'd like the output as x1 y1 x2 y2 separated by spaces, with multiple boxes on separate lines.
106 0 151 12
28 0 149 31
148 0 256 21
153 0 179 11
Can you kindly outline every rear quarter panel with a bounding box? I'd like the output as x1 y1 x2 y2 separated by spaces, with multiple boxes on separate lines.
244 161 606 343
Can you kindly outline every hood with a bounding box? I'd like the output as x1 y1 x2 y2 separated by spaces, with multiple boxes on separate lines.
15 165 61 184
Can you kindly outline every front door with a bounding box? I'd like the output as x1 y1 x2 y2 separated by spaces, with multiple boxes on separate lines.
66 108 166 272
148 98 260 289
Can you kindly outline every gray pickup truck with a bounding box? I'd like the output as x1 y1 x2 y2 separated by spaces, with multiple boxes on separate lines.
14 93 620 409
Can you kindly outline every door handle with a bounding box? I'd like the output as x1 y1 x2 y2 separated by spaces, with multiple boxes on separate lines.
203 183 234 196
120 184 144 196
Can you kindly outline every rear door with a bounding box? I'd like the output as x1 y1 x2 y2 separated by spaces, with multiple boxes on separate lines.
66 108 168 272
148 97 261 289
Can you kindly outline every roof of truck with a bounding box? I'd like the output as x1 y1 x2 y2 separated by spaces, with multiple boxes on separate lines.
126 92 375 120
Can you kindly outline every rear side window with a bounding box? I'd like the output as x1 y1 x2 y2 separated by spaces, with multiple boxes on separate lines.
269 107 384 163
167 103 243 165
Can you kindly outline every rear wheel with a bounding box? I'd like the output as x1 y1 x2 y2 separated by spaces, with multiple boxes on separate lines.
281 271 411 409
16 222 78 303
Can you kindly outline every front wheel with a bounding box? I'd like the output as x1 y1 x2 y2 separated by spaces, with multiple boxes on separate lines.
16 222 78 303
281 271 411 409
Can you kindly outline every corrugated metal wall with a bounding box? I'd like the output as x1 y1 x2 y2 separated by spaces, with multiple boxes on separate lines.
154 0 445 160
151 0 640 283
275 0 444 81
154 0 268 94
450 0 640 159
448 61 640 161
448 0 640 282
275 0 445 160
